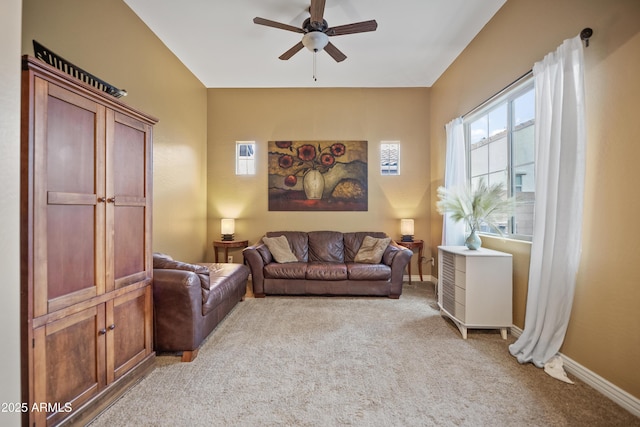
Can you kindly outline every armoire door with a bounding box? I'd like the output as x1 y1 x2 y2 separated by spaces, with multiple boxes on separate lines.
106 111 153 291
108 286 154 382
31 77 106 317
32 305 106 426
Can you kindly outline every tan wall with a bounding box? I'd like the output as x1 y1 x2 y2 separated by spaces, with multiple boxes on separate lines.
22 0 209 262
0 0 24 424
430 0 640 399
206 88 431 271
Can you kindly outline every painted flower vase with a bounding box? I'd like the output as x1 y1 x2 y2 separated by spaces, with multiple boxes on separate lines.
303 169 324 200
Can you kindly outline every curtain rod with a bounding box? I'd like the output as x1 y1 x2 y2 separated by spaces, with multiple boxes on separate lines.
461 27 593 119
580 27 593 47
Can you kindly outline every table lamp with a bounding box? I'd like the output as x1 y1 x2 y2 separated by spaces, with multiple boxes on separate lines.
401 219 414 242
221 218 235 241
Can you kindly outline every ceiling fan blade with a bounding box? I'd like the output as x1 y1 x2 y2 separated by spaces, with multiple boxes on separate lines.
326 20 378 36
253 17 304 33
324 42 347 62
310 0 326 25
279 42 305 60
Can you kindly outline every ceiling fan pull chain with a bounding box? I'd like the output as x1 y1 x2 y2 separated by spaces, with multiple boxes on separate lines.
313 51 318 81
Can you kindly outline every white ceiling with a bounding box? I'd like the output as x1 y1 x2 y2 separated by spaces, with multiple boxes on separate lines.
123 0 505 88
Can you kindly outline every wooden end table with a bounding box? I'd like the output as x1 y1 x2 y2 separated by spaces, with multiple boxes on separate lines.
213 240 249 263
396 239 424 284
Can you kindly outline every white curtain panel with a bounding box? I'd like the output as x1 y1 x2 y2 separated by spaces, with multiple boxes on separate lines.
442 117 467 246
509 35 586 381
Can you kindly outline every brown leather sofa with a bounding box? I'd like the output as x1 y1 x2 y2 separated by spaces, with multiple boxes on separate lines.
152 253 249 361
243 231 412 299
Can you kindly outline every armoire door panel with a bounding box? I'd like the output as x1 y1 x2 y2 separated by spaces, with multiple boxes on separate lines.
113 206 145 284
45 95 97 194
111 287 152 381
112 120 146 197
46 204 96 301
34 305 106 426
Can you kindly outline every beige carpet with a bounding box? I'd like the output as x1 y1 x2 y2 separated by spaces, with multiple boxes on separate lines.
90 283 639 426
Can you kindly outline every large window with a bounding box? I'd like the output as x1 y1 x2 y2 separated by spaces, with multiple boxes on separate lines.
465 77 535 239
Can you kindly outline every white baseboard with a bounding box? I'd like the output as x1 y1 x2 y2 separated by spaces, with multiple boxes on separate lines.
510 326 640 417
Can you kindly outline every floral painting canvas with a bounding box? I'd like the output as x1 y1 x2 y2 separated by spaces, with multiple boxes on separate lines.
268 140 368 211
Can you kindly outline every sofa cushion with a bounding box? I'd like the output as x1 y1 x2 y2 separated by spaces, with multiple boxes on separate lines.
201 264 249 316
264 262 307 279
347 263 392 281
354 236 391 264
306 262 348 280
153 252 209 274
262 235 298 263
308 231 344 263
267 231 309 262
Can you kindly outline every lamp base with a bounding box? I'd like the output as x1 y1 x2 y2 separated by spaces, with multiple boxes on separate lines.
401 235 414 242
221 234 234 241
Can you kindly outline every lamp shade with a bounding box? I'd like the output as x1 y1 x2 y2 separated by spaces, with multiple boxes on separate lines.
302 31 329 52
221 218 235 235
400 219 414 236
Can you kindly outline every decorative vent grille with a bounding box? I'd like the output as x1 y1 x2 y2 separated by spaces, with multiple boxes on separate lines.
33 40 127 98
441 251 456 314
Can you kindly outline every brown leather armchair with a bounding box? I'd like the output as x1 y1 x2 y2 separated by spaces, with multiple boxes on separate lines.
152 253 249 361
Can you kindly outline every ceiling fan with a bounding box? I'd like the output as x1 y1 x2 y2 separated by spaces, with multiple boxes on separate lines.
253 0 378 63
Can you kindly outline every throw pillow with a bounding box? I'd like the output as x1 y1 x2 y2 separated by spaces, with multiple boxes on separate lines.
262 235 298 263
354 236 391 264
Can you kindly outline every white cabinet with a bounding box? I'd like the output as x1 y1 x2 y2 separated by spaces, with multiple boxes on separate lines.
438 246 512 339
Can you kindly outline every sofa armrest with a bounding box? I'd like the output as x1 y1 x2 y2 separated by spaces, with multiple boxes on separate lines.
153 269 204 351
385 243 413 295
243 244 269 297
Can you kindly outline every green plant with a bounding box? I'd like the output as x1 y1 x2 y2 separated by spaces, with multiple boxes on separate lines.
436 179 515 236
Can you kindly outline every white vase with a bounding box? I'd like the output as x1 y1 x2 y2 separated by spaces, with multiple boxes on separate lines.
303 169 324 199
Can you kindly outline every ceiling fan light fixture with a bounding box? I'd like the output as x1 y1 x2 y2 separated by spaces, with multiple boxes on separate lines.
302 31 329 52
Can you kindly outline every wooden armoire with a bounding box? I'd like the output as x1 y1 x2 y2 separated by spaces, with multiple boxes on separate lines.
20 56 157 426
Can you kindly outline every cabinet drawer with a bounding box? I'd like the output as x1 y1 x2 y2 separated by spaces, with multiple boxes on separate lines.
455 285 466 305
454 270 466 289
455 302 466 322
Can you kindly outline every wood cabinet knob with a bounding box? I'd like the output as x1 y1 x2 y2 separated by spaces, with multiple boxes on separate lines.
108 324 116 330
107 197 116 203
98 328 107 335
97 197 106 203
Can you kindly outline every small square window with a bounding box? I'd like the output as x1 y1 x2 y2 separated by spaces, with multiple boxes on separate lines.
236 142 255 175
380 142 400 175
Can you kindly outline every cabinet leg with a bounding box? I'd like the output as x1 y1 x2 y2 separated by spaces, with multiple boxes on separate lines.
500 328 508 340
